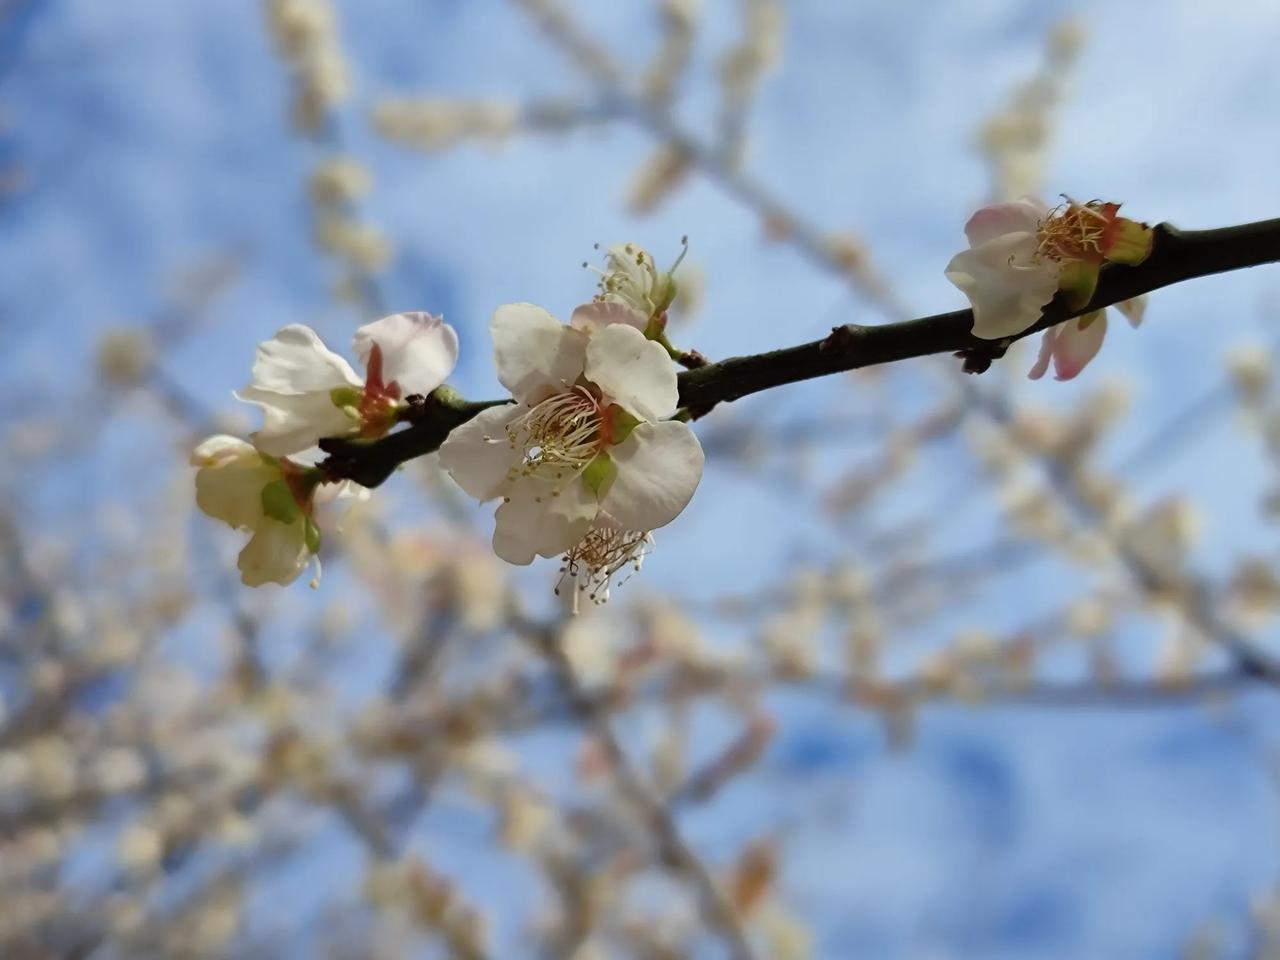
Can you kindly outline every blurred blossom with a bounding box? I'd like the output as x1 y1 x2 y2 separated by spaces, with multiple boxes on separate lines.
6 417 63 461
313 217 394 272
372 99 520 151
309 155 372 205
1227 345 1272 404
1126 498 1201 586
28 736 77 802
91 747 147 794
116 822 164 874
0 750 32 796
626 145 692 215
560 612 617 688
96 327 155 387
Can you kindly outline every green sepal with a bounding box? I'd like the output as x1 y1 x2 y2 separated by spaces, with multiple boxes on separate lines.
304 516 322 554
654 275 677 315
606 405 641 445
581 451 617 499
1058 260 1100 311
261 479 301 524
330 386 362 409
1105 218 1154 265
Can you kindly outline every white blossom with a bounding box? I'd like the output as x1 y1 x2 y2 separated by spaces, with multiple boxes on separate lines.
439 303 703 566
570 240 686 333
237 312 458 456
192 435 331 587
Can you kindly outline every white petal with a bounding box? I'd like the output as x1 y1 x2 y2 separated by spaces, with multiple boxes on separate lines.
1115 296 1146 328
439 404 523 501
1052 312 1108 381
237 518 310 587
314 479 370 506
599 420 703 532
191 434 255 467
946 233 1060 340
584 324 677 422
246 325 361 395
491 303 587 403
963 198 1047 246
353 311 459 396
492 480 596 565
237 386 357 457
313 479 370 528
195 457 274 530
569 301 650 335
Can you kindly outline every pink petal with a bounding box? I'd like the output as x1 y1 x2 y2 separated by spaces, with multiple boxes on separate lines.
569 301 649 335
352 312 459 396
963 197 1047 246
1027 326 1059 380
1052 311 1108 381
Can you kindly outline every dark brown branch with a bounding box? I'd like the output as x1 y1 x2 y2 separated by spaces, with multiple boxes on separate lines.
321 217 1280 488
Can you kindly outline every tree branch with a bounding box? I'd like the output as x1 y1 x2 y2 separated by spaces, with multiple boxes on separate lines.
321 217 1280 487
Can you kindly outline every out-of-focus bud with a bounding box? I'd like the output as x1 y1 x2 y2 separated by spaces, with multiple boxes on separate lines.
314 217 394 272
1227 346 1272 405
1048 19 1087 64
91 748 147 795
626 145 691 215
116 822 163 874
265 0 335 61
97 327 154 387
371 99 520 151
309 155 372 205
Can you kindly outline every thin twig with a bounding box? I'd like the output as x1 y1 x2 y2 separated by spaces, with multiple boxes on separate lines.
514 610 758 960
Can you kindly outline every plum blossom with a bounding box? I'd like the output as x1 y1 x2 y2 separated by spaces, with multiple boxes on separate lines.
1028 296 1146 381
237 311 458 456
570 240 687 336
439 303 703 568
191 435 333 587
945 197 1153 340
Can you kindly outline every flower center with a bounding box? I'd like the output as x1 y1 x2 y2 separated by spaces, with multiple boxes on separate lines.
504 385 605 486
557 527 653 609
1035 200 1119 265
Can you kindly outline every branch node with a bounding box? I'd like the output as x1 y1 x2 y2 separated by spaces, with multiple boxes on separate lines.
821 324 856 352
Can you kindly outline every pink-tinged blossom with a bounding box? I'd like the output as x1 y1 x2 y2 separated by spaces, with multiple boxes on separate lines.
946 198 1153 341
439 303 703 567
237 312 458 456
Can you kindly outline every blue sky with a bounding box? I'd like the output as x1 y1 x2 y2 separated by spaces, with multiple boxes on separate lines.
4 0 1280 956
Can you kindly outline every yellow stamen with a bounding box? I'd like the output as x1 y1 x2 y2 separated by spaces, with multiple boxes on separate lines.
494 386 605 490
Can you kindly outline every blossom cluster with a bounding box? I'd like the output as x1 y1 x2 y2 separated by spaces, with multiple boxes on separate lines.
193 312 459 587
196 200 1155 595
194 244 703 605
